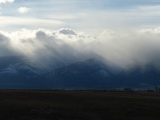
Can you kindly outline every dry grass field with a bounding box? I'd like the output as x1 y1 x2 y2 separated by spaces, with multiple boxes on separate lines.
0 90 160 120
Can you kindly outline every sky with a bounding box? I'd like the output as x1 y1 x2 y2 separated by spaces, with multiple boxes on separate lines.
1 0 160 70
1 0 160 33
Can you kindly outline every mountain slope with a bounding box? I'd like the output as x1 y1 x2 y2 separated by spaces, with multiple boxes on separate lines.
0 56 160 89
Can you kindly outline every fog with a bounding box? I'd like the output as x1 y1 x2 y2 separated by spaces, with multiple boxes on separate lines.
1 28 160 70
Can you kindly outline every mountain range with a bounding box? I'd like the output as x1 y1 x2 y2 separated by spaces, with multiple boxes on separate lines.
0 56 159 89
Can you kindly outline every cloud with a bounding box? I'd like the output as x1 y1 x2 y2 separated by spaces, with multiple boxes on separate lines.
0 16 64 31
58 28 77 35
0 0 14 4
1 28 160 70
17 7 31 14
0 33 16 56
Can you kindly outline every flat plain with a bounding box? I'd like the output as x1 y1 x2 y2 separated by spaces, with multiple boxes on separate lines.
0 90 160 120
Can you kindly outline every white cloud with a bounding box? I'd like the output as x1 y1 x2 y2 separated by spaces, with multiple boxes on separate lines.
0 0 14 4
1 28 160 70
63 5 160 33
17 7 31 14
0 16 64 31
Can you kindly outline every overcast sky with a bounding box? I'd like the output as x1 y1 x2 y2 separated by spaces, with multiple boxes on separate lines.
1 0 160 34
1 0 160 69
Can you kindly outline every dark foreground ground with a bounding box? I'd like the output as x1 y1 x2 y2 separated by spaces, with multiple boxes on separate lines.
0 90 160 120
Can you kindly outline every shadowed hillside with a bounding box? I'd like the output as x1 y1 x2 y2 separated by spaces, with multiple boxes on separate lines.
0 56 160 89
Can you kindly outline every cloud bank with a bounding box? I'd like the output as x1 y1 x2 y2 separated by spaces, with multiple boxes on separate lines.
1 28 160 70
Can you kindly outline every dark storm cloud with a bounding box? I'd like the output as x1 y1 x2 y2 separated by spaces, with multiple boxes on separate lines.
0 33 16 56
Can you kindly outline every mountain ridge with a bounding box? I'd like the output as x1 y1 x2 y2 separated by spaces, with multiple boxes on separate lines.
0 56 159 89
